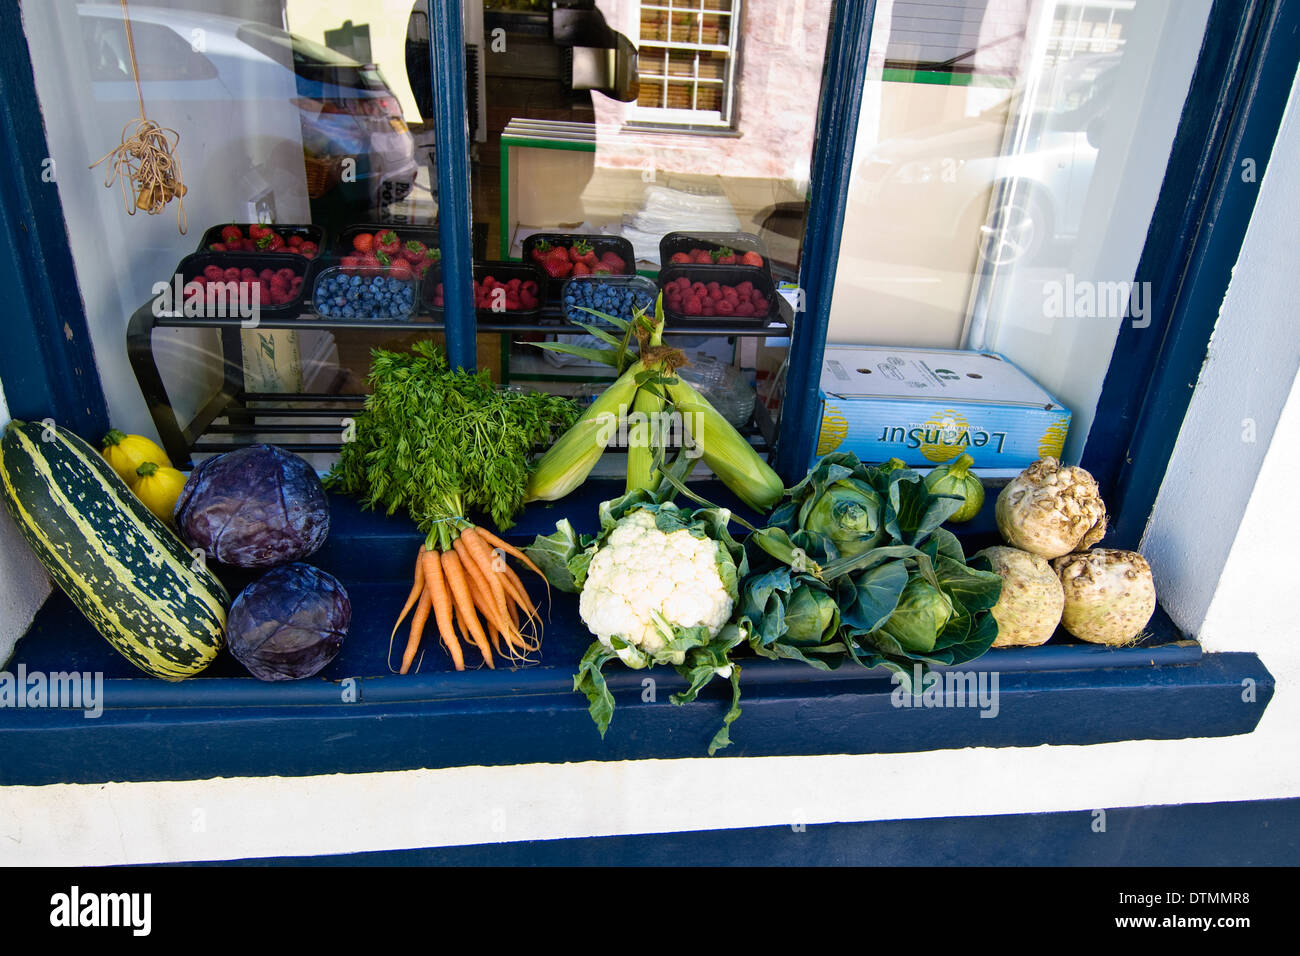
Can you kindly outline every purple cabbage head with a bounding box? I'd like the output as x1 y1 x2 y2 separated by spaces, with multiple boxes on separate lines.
227 563 351 681
175 444 329 567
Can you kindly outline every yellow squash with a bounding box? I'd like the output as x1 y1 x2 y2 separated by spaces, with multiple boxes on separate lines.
132 461 187 523
101 429 171 485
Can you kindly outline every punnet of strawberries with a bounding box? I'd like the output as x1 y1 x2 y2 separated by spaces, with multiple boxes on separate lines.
662 275 771 318
668 246 764 268
530 239 628 279
431 273 541 312
208 224 319 259
196 264 304 307
341 230 441 281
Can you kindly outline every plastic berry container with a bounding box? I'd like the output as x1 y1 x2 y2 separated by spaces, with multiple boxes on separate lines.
521 233 636 301
424 260 546 321
658 231 772 283
333 223 439 257
196 223 326 257
560 274 658 329
173 251 310 315
310 265 418 321
657 264 778 330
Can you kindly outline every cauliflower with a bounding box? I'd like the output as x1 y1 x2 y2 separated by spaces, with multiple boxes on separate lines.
578 509 734 668
527 493 748 753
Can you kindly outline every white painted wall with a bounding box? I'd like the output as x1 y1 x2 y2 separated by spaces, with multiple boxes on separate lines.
1140 72 1300 636
1 17 1298 867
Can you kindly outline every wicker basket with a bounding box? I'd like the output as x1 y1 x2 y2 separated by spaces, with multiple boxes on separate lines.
303 153 341 199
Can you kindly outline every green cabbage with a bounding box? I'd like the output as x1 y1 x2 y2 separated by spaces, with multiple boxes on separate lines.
742 452 1003 688
922 453 985 523
784 586 840 646
770 457 887 561
879 577 954 653
799 479 885 559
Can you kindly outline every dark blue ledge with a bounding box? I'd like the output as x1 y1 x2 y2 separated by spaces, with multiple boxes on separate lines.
0 485 1275 785
209 796 1300 867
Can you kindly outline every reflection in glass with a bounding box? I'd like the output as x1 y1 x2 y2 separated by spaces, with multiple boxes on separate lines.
832 0 1212 459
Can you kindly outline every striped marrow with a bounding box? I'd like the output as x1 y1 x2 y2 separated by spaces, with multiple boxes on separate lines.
0 420 228 680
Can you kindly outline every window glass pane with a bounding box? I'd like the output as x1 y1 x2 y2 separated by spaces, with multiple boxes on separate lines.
22 0 440 469
480 0 833 478
832 0 1212 463
22 0 838 480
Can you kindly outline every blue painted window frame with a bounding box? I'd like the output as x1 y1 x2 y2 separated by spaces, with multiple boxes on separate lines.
0 0 1291 783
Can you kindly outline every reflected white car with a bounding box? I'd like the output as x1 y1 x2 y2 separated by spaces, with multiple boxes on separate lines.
852 55 1119 266
79 4 418 213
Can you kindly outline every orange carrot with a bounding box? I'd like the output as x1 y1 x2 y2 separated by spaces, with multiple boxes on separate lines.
399 587 432 675
472 528 548 592
442 550 495 670
423 547 463 672
452 590 498 666
448 600 476 666
469 578 525 661
390 550 426 642
499 562 542 628
462 547 536 659
484 617 504 659
458 530 515 642
505 588 520 630
453 536 509 636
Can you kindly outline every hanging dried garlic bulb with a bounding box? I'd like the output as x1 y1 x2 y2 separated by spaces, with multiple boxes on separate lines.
92 117 188 231
88 0 188 233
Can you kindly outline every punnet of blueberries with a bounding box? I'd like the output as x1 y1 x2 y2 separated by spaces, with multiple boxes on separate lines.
563 277 655 327
314 268 417 320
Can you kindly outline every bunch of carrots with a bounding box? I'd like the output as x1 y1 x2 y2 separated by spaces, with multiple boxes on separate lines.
389 506 549 673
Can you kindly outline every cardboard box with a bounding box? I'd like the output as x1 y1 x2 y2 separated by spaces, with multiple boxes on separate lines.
814 346 1070 473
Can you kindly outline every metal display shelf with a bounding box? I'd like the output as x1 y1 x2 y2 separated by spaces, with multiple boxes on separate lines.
126 293 790 468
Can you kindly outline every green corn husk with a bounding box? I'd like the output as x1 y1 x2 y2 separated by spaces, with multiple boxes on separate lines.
625 316 667 494
525 359 642 502
665 376 783 513
626 383 665 494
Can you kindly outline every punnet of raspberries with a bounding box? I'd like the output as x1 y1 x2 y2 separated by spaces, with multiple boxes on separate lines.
197 264 303 307
662 275 771 319
668 246 764 268
207 224 319 259
530 239 628 279
431 274 541 312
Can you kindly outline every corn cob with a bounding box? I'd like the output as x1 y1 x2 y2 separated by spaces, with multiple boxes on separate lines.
625 312 666 494
626 382 665 494
665 376 784 512
525 359 642 502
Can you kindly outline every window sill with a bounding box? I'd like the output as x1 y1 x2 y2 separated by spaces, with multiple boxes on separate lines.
0 484 1274 786
619 121 742 137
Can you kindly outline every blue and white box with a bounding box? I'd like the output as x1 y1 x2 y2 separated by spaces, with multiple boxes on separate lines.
813 346 1070 474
